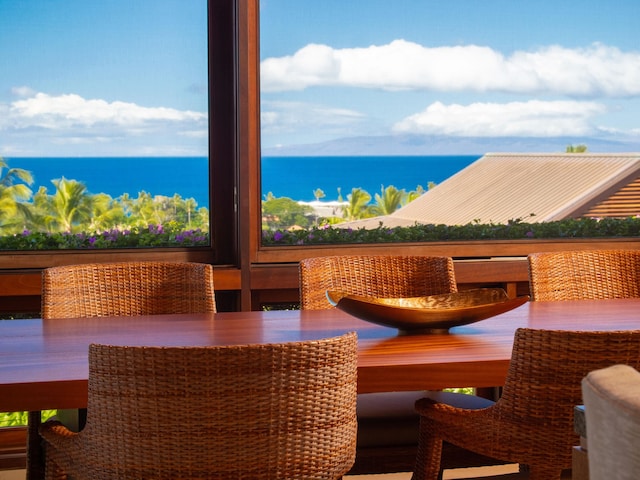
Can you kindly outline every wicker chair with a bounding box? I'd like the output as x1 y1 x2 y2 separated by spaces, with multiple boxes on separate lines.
41 261 216 318
528 249 640 301
412 328 640 480
300 255 499 475
300 255 457 310
29 261 216 479
39 332 358 480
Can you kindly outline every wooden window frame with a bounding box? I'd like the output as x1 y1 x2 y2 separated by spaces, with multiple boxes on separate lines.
0 0 237 272
242 0 639 264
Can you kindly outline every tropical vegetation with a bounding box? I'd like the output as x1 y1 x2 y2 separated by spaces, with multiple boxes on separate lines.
2 153 637 250
0 157 209 249
262 183 431 231
566 144 589 153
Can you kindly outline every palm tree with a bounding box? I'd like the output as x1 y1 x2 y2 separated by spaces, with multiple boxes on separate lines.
89 193 127 231
29 186 55 232
311 189 326 225
184 198 197 227
343 188 372 221
0 158 34 234
129 191 156 227
0 158 33 189
373 185 406 215
566 144 588 153
149 195 175 226
405 185 426 205
172 193 182 216
195 206 210 230
48 177 94 233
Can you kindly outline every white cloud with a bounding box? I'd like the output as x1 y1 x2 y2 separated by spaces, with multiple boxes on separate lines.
261 40 640 97
8 92 206 129
393 100 607 137
0 90 208 156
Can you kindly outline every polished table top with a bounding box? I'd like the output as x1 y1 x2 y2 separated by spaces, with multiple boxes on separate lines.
3 298 640 412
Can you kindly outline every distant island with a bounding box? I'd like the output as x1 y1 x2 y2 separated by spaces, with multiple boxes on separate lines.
262 134 640 157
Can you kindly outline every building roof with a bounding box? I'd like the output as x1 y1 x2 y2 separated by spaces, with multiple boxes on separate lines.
343 153 640 229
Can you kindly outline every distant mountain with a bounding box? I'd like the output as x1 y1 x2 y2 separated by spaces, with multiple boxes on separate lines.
262 134 640 156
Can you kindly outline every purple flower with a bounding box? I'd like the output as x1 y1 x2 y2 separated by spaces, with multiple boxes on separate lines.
273 231 284 241
22 229 31 236
526 231 534 238
148 224 164 234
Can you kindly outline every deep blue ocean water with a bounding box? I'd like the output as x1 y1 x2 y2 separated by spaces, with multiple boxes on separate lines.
4 155 482 207
262 155 481 201
5 157 210 208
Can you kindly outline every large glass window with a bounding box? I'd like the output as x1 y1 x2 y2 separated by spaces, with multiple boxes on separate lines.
259 0 640 245
0 1 210 250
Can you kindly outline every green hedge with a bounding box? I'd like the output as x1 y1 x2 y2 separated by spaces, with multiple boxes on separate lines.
262 217 640 245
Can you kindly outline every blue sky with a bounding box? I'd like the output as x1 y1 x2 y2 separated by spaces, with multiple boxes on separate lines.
1 1 639 157
260 0 640 153
0 0 208 157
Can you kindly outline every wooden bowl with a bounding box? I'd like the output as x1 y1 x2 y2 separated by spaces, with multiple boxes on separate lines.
326 288 529 335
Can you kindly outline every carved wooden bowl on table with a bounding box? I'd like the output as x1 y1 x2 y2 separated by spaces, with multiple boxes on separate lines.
326 287 529 335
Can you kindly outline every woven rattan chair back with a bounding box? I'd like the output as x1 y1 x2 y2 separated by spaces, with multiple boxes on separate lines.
42 261 216 318
299 255 457 310
29 262 216 479
299 254 462 475
413 327 640 480
528 249 640 301
39 333 358 480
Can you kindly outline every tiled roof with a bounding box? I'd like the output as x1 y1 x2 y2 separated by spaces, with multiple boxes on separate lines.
343 153 640 229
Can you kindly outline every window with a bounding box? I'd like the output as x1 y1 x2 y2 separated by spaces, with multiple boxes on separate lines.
258 0 640 247
0 1 210 250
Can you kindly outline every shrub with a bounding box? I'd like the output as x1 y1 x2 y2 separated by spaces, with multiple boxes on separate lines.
0 225 209 250
262 217 640 246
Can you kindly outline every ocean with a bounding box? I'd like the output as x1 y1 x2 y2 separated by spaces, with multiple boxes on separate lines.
262 155 481 201
4 155 482 207
4 157 210 208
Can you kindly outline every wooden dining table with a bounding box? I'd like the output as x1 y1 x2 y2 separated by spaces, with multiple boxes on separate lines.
3 298 640 414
